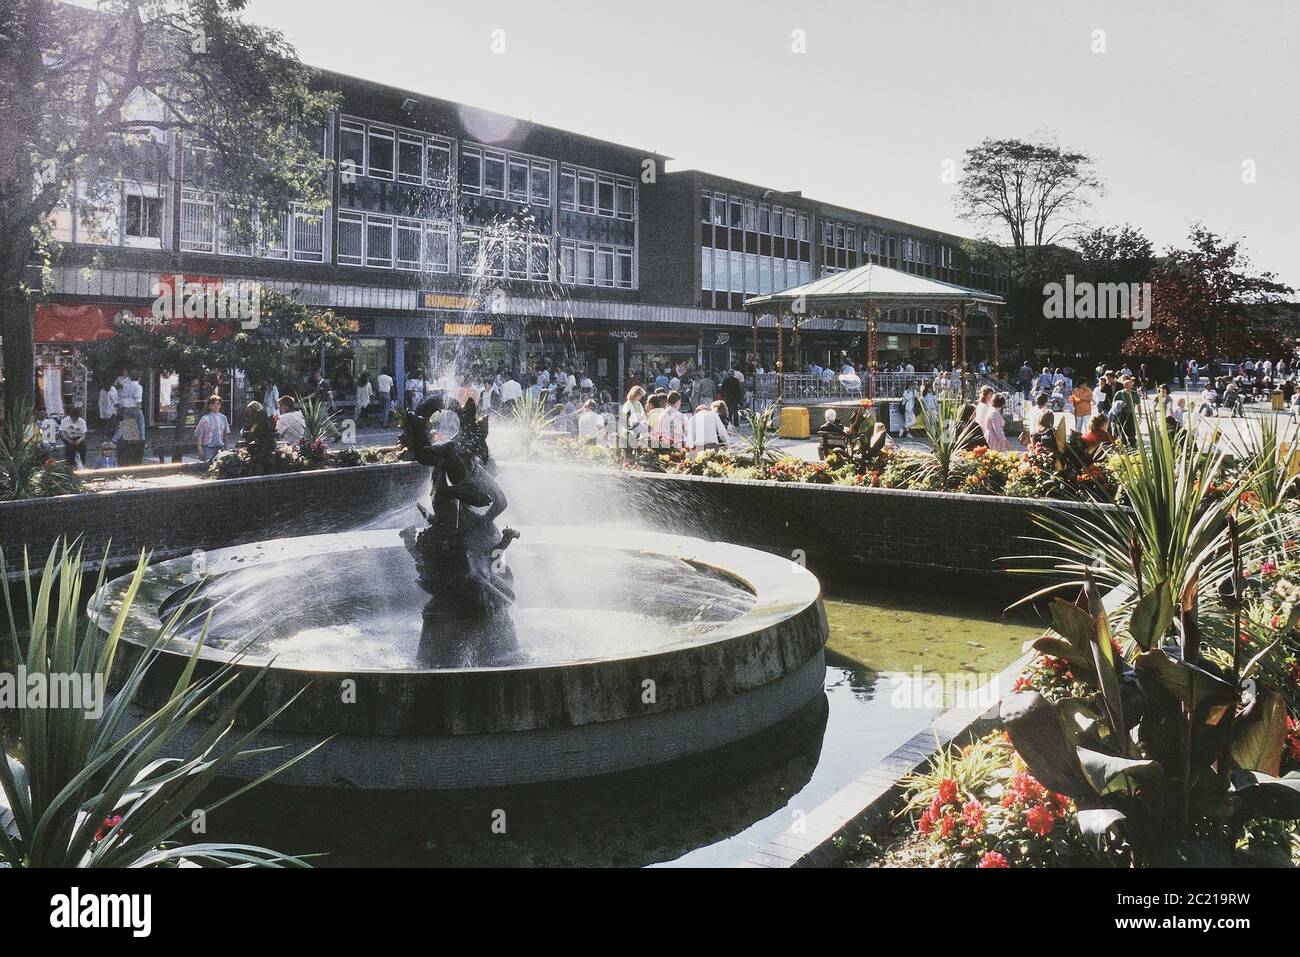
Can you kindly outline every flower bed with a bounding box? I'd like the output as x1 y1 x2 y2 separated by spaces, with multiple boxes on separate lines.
532 435 1117 502
207 439 399 479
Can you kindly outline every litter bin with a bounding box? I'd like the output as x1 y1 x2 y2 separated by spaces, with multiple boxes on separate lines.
1272 389 1285 411
779 405 810 439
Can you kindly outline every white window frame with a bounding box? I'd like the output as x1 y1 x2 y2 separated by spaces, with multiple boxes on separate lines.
366 127 395 180
397 133 425 185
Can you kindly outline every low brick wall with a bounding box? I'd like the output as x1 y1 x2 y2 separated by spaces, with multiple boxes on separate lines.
1 462 428 575
497 462 1117 580
1 458 1117 579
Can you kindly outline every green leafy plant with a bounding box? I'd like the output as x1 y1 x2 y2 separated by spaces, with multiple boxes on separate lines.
918 392 982 489
296 395 340 446
738 404 779 466
1000 566 1300 866
508 391 556 458
0 543 321 867
0 399 81 501
1013 404 1242 642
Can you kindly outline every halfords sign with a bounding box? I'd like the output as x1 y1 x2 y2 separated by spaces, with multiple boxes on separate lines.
418 292 483 311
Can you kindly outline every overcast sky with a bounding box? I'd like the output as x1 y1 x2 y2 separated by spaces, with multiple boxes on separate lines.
239 0 1299 285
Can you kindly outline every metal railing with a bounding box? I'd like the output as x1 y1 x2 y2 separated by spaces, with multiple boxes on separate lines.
755 371 974 403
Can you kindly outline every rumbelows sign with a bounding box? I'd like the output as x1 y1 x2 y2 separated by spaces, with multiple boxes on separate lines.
419 292 483 311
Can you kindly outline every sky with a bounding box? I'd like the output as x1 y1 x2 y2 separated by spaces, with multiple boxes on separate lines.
235 0 1299 286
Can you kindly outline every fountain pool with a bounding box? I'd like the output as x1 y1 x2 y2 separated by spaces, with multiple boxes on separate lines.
89 526 828 790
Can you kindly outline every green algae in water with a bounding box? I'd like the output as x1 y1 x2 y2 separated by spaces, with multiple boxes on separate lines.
824 589 1043 676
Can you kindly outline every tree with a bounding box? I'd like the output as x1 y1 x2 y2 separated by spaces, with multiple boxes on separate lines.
0 0 337 416
956 137 1102 251
1123 225 1294 370
85 289 352 426
1074 224 1155 358
954 137 1103 360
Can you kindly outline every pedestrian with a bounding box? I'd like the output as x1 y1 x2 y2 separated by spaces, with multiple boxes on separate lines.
195 395 231 462
59 405 88 468
376 368 395 427
276 396 307 446
116 369 146 444
983 394 1010 451
93 441 117 469
354 371 374 424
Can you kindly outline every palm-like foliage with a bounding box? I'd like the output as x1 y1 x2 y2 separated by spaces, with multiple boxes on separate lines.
296 396 340 445
508 391 555 457
917 392 981 488
0 543 320 867
738 404 779 466
0 399 81 501
1012 405 1249 650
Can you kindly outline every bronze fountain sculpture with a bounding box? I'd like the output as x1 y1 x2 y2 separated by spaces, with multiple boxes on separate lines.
399 393 520 667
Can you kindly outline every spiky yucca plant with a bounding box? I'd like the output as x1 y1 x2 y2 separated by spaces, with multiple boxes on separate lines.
0 543 320 867
0 399 81 501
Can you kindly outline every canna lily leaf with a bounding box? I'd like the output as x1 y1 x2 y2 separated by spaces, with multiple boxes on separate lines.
1000 691 1097 801
1229 691 1287 777
1128 579 1173 651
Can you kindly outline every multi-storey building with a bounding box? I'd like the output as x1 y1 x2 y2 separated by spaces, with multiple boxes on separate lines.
33 67 1007 423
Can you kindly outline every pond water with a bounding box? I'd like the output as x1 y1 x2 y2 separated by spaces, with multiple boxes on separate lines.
199 581 1043 867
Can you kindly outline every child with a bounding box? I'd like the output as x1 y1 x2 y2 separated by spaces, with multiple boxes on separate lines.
94 441 117 469
59 405 88 468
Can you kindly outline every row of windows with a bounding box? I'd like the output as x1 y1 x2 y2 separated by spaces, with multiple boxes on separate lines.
560 240 634 288
460 228 552 282
337 210 451 272
339 119 453 187
559 165 635 219
459 145 552 206
701 248 811 296
700 190 810 242
180 191 326 262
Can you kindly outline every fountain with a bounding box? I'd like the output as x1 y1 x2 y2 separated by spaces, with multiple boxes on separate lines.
88 240 828 792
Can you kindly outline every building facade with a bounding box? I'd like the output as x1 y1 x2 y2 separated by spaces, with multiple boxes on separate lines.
34 67 1008 424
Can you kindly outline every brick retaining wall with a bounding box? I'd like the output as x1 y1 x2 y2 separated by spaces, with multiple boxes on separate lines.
1 459 1117 579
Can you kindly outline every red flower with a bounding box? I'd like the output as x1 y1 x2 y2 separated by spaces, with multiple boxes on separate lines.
938 812 959 839
937 778 959 805
962 800 985 833
917 806 936 835
94 814 123 842
977 850 1009 868
1005 772 1047 807
1024 804 1056 837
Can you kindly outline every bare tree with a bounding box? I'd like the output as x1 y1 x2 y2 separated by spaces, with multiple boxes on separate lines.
955 137 1102 250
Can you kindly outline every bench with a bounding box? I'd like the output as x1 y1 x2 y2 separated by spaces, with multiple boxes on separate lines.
817 430 851 459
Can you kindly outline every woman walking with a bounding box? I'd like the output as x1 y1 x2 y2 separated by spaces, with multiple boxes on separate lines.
195 395 231 463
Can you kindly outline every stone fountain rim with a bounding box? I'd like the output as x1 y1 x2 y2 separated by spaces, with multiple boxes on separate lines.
88 525 822 676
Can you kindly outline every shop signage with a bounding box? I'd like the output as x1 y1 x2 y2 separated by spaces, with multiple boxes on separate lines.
917 323 940 335
343 318 376 335
153 274 261 328
443 322 494 337
608 329 639 340
715 333 730 345
418 292 483 311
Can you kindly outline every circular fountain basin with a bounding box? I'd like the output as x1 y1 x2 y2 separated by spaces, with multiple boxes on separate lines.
90 527 828 789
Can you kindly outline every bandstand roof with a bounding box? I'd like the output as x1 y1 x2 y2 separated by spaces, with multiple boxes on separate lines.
744 261 1005 311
